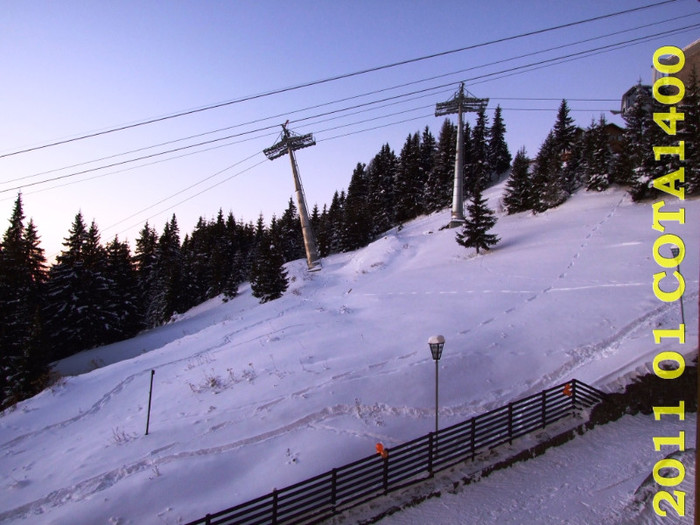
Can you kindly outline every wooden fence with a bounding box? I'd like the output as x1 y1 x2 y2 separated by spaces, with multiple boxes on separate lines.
185 379 606 525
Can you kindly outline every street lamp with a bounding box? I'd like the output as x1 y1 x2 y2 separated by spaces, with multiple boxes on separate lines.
670 246 685 329
428 335 445 441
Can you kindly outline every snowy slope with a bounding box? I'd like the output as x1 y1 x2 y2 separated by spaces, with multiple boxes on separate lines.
0 184 698 524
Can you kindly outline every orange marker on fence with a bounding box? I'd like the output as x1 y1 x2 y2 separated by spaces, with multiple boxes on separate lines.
376 443 388 459
562 383 573 397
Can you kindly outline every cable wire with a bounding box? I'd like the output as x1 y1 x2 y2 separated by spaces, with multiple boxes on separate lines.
0 0 678 160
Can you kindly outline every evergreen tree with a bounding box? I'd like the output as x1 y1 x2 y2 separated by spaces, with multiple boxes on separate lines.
503 148 533 213
134 222 158 323
315 204 332 257
466 109 490 194
553 99 577 155
425 119 457 212
531 132 566 212
250 228 288 303
147 215 183 326
395 132 423 223
278 198 305 263
207 209 230 297
456 186 499 254
181 218 212 307
44 214 115 358
527 99 578 208
341 163 372 251
366 144 397 235
104 236 141 341
419 126 437 207
584 116 613 191
0 195 47 407
326 190 345 254
488 105 512 179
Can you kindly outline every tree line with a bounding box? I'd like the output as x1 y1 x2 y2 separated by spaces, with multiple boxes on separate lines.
2 72 698 409
503 72 699 214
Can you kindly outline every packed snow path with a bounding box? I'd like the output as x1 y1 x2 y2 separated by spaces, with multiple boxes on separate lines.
0 186 697 524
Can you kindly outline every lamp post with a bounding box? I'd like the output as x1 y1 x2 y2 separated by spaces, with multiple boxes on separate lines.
428 335 445 444
670 246 685 329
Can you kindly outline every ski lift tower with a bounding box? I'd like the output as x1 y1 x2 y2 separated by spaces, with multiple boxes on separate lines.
264 122 321 271
435 83 488 227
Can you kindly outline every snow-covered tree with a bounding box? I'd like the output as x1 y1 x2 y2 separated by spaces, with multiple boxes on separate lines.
584 116 613 192
44 214 116 358
0 195 47 407
425 119 457 212
395 132 423 223
503 148 533 213
366 144 397 236
456 186 499 254
250 227 288 303
466 108 490 194
341 163 372 251
104 236 141 341
488 105 512 179
147 215 183 326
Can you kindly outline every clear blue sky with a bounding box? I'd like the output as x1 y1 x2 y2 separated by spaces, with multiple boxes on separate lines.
1 0 699 259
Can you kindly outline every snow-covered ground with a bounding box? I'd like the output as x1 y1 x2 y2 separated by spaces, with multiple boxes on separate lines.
0 184 697 524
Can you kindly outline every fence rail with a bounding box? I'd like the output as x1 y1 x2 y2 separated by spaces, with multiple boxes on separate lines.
185 379 606 525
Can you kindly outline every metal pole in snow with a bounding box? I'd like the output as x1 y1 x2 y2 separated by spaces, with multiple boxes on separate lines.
146 370 155 436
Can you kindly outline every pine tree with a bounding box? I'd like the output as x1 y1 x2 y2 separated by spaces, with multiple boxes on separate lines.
585 116 613 191
466 110 490 194
341 163 372 251
326 190 345 254
207 209 229 297
553 99 577 155
419 126 437 209
250 228 288 303
181 218 211 307
104 236 141 341
134 222 158 323
425 119 457 212
0 195 48 407
147 215 183 326
44 213 114 358
529 99 578 208
531 132 565 212
456 186 499 254
366 144 397 236
278 198 305 263
395 132 424 223
488 105 512 179
503 148 533 213
314 204 332 258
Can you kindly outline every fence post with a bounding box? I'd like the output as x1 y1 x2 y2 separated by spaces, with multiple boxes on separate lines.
541 390 547 429
205 514 211 525
331 468 337 512
571 379 578 412
470 417 476 461
382 453 389 495
508 403 514 445
428 432 434 476
272 489 278 525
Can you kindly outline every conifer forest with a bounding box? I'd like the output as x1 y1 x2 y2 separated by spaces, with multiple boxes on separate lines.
2 79 699 409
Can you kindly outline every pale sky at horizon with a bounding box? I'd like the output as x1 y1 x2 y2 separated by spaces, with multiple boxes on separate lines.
1 0 699 260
